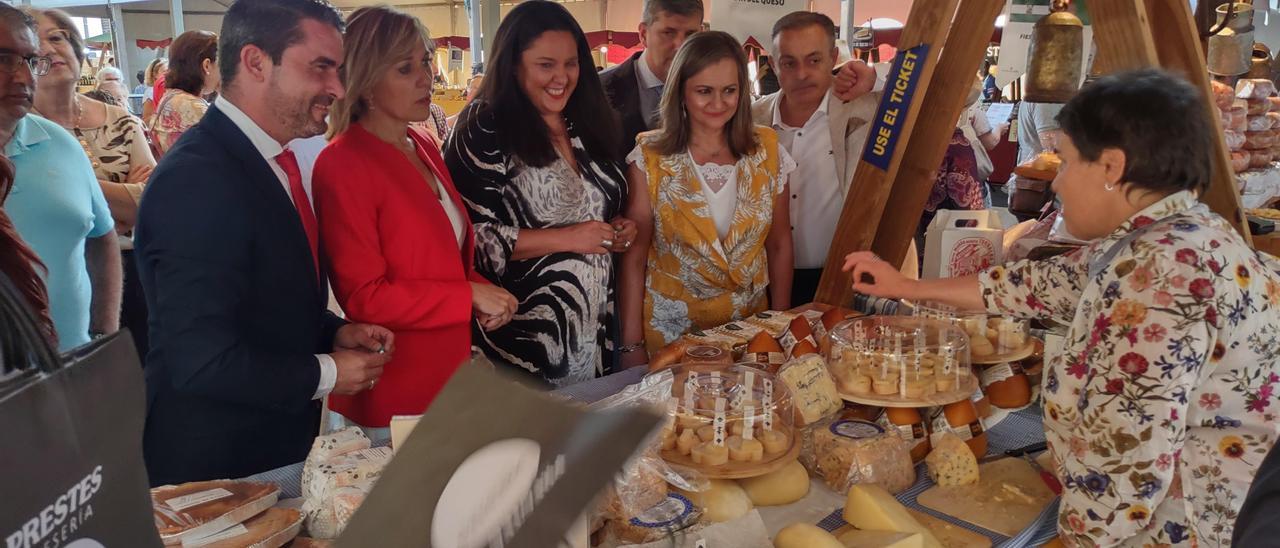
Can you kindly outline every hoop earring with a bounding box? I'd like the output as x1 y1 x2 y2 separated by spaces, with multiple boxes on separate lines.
1105 182 1116 192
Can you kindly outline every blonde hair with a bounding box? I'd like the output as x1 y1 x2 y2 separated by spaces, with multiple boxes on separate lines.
145 58 167 86
651 31 758 158
327 5 434 138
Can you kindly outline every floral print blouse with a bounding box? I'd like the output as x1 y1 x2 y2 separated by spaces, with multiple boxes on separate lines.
978 191 1280 547
152 88 208 156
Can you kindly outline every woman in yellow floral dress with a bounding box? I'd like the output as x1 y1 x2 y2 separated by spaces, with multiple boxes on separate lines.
844 69 1280 547
618 31 794 367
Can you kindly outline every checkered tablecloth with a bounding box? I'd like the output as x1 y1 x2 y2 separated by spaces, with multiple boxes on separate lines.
815 405 1058 547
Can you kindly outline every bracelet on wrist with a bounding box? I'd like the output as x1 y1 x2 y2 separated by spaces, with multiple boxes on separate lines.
618 343 645 354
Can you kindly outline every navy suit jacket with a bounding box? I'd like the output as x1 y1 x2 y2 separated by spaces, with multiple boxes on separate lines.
599 51 650 158
134 106 345 485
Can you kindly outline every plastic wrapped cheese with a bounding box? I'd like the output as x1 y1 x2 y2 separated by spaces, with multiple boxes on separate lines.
1236 78 1277 100
1251 150 1274 169
1248 99 1272 116
305 479 372 539
1225 129 1247 151
1248 115 1275 132
1233 151 1252 173
1212 79 1236 109
777 354 842 426
803 418 916 495
302 446 392 503
1245 130 1277 150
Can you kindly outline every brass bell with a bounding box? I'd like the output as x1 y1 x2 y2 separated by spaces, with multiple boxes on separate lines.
1206 2 1254 76
1247 43 1272 80
1023 0 1083 104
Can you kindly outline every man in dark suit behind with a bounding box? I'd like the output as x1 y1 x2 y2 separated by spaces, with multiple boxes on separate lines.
598 0 702 156
135 0 393 485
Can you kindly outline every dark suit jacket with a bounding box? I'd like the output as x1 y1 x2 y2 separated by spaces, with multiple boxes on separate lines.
599 51 650 157
134 106 345 485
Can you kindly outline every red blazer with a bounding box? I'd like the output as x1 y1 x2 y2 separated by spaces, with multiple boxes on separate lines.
314 124 481 427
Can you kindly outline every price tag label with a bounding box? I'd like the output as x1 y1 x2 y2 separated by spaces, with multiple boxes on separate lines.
763 380 774 431
713 397 726 446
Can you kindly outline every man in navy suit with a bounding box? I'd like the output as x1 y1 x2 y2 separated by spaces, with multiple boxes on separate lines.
135 0 393 485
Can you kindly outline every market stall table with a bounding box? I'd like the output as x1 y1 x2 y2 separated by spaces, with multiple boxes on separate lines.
247 366 1059 546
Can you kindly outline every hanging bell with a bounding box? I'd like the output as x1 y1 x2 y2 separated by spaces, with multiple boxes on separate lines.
1207 2 1254 76
1023 0 1083 104
1247 43 1273 80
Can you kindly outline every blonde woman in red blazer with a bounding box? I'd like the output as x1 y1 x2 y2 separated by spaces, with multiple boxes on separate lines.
313 6 517 429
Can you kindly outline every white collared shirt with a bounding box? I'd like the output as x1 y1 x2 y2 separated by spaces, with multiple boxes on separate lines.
214 96 337 401
636 51 665 128
771 90 843 269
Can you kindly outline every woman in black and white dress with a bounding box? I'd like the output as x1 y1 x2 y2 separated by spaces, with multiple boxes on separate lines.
446 0 636 387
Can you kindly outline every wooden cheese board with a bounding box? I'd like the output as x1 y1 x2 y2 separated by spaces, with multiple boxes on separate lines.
838 373 980 408
659 441 801 480
916 457 1057 537
968 340 1037 365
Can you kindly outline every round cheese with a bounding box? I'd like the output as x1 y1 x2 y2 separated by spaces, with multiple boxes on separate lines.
691 441 730 466
676 479 753 523
737 460 809 506
773 523 844 548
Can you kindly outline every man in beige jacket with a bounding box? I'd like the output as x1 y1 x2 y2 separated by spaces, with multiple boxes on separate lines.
753 11 917 304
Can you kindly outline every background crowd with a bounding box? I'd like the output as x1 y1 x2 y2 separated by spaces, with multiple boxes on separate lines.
4 0 1280 545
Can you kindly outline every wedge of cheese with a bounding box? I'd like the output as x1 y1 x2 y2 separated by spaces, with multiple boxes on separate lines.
842 485 943 548
924 433 979 487
837 529 924 548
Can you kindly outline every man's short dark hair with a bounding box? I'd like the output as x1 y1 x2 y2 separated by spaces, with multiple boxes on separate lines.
0 5 36 43
218 0 345 88
771 11 836 49
642 0 703 26
1057 68 1213 196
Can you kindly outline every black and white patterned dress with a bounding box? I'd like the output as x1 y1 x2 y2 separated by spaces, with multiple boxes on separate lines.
445 102 626 387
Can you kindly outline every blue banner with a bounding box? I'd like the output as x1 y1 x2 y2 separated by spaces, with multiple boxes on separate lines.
862 43 931 172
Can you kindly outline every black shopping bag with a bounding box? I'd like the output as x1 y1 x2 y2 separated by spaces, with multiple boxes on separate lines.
0 275 162 547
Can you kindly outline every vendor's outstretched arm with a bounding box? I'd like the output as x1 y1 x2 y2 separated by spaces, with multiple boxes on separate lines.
842 251 984 311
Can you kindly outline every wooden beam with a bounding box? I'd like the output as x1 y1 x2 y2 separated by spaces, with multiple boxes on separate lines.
1144 0 1251 243
813 0 959 306
1089 0 1159 70
869 0 1007 280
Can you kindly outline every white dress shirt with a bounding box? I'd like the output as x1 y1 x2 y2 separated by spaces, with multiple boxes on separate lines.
772 91 843 269
214 96 338 400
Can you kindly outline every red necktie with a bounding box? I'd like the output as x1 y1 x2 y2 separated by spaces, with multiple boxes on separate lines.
276 148 319 278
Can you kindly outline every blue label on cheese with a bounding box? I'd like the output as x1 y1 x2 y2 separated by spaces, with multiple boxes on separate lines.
629 493 696 529
862 43 931 171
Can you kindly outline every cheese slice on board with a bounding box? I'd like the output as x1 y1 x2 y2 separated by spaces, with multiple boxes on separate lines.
842 485 943 548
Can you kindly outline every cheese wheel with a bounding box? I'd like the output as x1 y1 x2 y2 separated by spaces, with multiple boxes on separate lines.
773 523 844 548
676 480 752 523
747 331 784 353
840 373 872 395
649 340 689 372
884 407 931 462
969 336 995 357
982 363 1032 409
791 339 820 358
727 435 764 462
691 441 730 466
696 425 717 443
940 401 988 457
676 429 699 455
934 376 956 392
872 375 900 395
737 460 809 506
902 378 935 399
759 428 790 455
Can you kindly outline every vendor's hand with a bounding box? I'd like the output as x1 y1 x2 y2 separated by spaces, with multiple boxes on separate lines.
331 348 388 395
608 217 638 253
832 59 876 103
126 163 154 185
472 282 517 329
561 221 618 255
996 122 1010 139
842 251 916 298
335 323 395 355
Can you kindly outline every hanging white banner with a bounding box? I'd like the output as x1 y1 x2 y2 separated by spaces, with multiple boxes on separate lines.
709 0 808 52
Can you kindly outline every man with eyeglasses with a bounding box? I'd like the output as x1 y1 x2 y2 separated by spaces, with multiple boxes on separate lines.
0 5 123 352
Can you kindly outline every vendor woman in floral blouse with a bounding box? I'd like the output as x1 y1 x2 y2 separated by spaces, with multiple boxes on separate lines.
844 69 1280 547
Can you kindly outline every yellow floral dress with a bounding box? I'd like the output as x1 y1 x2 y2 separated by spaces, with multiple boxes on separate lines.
978 191 1280 547
628 127 794 352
